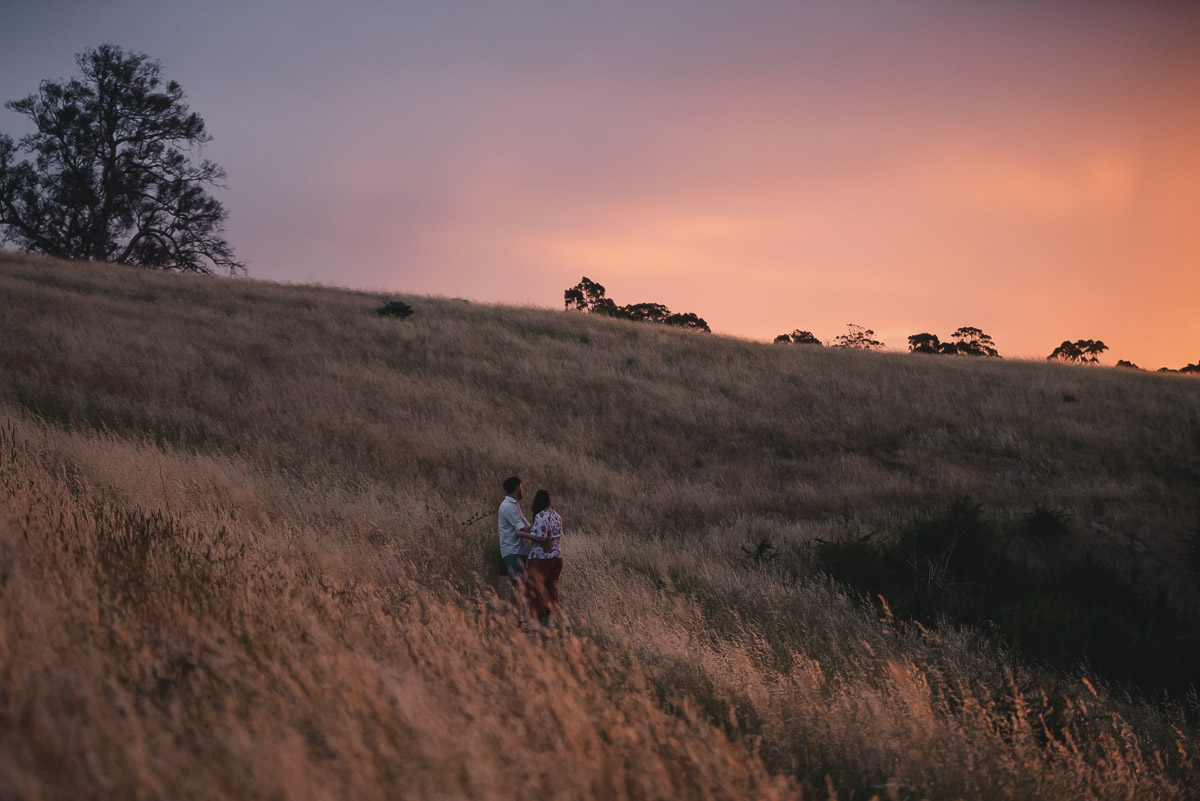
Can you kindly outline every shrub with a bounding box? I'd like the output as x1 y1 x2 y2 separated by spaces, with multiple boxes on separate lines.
899 495 1008 620
1003 561 1200 695
1021 501 1071 543
815 497 1200 697
376 300 414 318
1186 522 1200 588
815 532 896 593
741 535 778 564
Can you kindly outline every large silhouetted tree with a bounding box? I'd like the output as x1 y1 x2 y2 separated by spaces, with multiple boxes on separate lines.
0 45 242 274
947 326 999 357
1048 339 1107 363
563 276 608 311
907 332 942 354
909 327 999 357
1080 340 1107 361
833 323 883 350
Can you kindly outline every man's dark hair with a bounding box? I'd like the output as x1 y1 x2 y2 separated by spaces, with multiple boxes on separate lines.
503 476 522 495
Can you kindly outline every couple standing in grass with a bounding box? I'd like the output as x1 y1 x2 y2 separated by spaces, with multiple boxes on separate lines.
497 475 564 623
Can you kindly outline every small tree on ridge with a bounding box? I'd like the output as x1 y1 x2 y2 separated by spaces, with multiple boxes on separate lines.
1048 339 1107 363
947 326 999 357
775 329 822 345
908 327 999 357
561 276 710 332
908 332 942 354
834 323 884 350
564 276 608 311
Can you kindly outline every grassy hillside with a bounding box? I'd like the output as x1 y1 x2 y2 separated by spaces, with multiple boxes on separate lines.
1 251 1198 799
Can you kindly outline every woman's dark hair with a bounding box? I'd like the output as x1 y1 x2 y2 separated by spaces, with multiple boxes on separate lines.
531 489 551 518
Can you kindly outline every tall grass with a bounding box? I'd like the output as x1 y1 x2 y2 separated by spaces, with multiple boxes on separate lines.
1 251 1198 798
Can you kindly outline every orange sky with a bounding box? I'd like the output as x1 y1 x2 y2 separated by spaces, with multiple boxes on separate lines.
3 2 1199 367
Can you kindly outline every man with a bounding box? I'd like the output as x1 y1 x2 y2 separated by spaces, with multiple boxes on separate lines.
497 475 532 598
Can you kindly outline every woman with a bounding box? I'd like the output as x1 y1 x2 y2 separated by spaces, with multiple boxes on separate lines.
518 489 563 623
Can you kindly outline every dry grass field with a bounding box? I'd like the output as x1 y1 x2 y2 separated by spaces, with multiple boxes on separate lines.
1 250 1198 799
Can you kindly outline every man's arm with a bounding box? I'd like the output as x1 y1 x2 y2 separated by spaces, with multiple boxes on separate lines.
515 514 543 542
502 504 533 536
514 516 540 541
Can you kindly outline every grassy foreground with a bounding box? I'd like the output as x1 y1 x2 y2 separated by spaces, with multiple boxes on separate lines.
1 251 1197 799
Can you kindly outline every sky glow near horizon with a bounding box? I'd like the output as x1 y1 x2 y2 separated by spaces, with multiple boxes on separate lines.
2 2 1199 368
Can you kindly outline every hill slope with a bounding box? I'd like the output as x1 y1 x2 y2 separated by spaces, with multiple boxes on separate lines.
1 251 1197 799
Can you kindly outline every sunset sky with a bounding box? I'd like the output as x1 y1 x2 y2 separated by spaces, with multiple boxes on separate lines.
2 1 1198 368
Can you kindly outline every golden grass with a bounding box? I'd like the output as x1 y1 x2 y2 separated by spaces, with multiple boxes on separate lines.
1 251 1198 799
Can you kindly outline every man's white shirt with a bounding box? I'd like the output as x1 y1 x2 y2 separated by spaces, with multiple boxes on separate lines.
497 495 530 558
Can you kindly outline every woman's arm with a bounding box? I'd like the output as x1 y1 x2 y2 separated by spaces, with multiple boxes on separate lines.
517 515 549 544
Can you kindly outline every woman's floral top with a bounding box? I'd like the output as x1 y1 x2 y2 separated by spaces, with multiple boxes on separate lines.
527 509 563 559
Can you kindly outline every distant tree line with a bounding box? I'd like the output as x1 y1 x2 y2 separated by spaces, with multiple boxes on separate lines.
1043 340 1199 372
1051 344 1197 373
775 323 1000 355
1116 357 1200 374
769 324 1196 372
563 277 710 332
774 323 997 355
571 287 1195 372
772 323 885 349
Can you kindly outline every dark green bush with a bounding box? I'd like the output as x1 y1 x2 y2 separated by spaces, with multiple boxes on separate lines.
741 535 778 564
1022 501 1071 543
376 300 414 318
1001 561 1199 695
816 497 1200 698
815 532 898 598
1186 522 1200 588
